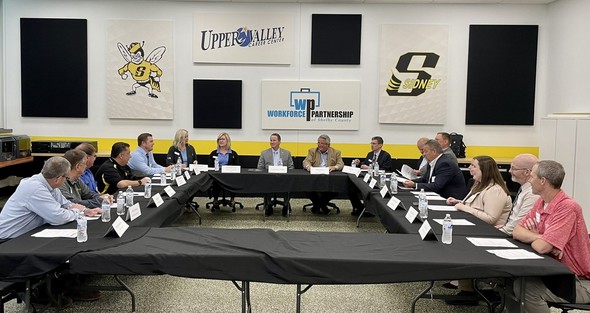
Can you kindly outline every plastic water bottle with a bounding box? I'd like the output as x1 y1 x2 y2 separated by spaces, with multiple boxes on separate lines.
390 173 398 194
442 214 453 244
101 197 111 222
170 167 176 181
116 191 125 215
76 211 87 243
351 160 356 168
374 161 380 178
379 173 386 188
214 156 220 171
125 186 134 208
176 157 182 175
144 178 152 199
418 188 428 219
277 158 283 166
368 162 374 176
160 172 167 186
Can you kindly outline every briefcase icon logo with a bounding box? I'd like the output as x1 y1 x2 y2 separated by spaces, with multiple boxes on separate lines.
290 88 321 121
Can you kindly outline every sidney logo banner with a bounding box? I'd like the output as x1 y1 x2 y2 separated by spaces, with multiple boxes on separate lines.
262 81 360 130
194 13 294 64
379 24 448 124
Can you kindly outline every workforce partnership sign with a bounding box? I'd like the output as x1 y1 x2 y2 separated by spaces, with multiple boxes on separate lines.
379 24 448 124
262 81 360 130
193 13 294 64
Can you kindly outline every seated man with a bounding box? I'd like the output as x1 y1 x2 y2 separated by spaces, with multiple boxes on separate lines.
496 153 539 236
256 133 295 217
302 134 344 215
75 142 99 192
402 139 467 199
128 132 171 177
413 137 429 177
0 156 101 240
60 149 111 209
352 136 393 172
507 160 590 313
95 142 150 195
435 132 458 164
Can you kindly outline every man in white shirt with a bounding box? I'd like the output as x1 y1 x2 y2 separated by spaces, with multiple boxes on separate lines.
128 132 172 177
257 133 295 217
496 153 539 235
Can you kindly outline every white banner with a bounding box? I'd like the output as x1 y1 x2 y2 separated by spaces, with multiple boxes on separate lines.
194 13 294 64
106 19 174 119
261 80 360 130
379 25 448 124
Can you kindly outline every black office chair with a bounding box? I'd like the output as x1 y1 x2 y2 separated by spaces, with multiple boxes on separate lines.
255 194 291 217
205 189 243 213
548 302 590 312
302 202 340 214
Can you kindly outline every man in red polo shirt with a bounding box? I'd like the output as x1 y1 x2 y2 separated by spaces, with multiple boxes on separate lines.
508 160 590 313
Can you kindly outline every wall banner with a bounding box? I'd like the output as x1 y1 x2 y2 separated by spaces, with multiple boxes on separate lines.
106 19 174 119
262 80 360 130
194 13 294 64
379 25 448 124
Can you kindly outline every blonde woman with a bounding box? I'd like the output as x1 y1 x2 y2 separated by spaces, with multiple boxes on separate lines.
166 129 198 167
208 132 240 211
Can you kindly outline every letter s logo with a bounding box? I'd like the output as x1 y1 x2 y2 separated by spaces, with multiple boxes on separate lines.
386 52 440 97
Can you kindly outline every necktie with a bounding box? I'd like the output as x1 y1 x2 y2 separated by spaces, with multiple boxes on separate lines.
146 153 150 166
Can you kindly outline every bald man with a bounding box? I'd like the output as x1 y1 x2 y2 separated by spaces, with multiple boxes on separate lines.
496 153 539 236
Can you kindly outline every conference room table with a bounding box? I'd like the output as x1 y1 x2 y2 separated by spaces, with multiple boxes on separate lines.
0 169 576 313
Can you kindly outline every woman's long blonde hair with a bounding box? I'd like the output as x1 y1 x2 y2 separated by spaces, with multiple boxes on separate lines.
173 129 188 150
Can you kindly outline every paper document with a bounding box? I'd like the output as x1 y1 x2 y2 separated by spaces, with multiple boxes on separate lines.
411 191 440 196
487 249 543 260
32 229 77 238
428 205 457 211
398 164 417 180
467 237 518 248
414 194 446 201
433 219 475 226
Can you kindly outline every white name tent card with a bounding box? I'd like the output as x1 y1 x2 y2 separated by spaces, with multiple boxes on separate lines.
368 178 377 189
380 186 389 198
196 164 209 172
164 185 176 197
184 170 191 180
405 207 419 223
310 167 330 175
363 173 371 183
126 203 142 222
175 175 187 187
268 165 288 173
189 164 197 172
387 196 402 210
418 220 437 241
342 165 361 177
152 193 164 207
221 165 241 173
104 216 129 238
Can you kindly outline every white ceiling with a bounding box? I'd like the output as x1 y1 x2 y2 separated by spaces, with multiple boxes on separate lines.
157 0 556 4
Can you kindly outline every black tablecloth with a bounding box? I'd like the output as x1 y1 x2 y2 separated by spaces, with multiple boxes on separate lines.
67 227 573 300
206 169 350 194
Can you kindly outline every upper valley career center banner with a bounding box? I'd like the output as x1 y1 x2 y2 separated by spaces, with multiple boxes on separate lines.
262 81 360 130
194 13 294 64
379 25 448 124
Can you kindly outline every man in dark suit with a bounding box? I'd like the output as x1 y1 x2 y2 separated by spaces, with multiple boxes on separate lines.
352 136 393 172
403 139 468 199
257 133 295 217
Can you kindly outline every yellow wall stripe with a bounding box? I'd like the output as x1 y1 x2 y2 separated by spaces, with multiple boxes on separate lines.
31 136 537 160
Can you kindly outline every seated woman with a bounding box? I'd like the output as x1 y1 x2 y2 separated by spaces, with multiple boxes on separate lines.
166 129 198 167
447 155 512 226
208 132 239 211
445 155 512 305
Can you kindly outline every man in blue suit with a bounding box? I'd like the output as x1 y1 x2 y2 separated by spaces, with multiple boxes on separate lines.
403 139 468 199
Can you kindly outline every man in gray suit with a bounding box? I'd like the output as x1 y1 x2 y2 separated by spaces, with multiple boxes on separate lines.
257 133 295 216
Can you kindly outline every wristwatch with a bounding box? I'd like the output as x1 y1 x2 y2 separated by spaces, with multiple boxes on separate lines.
138 180 142 186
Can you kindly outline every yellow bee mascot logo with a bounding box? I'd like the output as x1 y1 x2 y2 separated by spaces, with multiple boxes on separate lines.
117 42 166 98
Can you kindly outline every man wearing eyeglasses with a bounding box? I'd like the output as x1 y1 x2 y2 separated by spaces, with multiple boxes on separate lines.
496 153 539 235
60 149 111 209
0 156 101 240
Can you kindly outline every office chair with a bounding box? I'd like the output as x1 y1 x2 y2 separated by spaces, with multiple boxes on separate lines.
205 189 243 213
548 302 590 312
255 194 291 217
302 202 340 214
